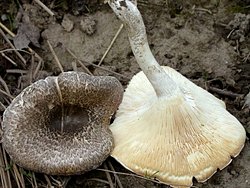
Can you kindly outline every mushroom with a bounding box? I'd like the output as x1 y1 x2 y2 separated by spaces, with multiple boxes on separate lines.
107 0 246 187
2 71 123 175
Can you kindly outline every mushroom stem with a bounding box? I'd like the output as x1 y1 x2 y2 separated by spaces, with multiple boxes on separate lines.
108 0 179 98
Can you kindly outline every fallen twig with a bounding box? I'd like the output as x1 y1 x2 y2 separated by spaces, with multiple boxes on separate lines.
227 28 235 39
0 28 26 67
0 145 11 188
91 62 128 79
96 168 161 184
0 22 43 62
0 89 14 100
32 172 38 188
243 52 250 63
2 148 13 188
194 7 212 14
66 49 128 79
208 86 244 99
72 61 78 72
87 178 110 185
1 52 18 66
34 0 55 16
0 76 11 96
13 165 25 188
47 40 64 73
103 163 115 188
65 48 92 75
44 174 52 187
108 161 124 188
0 101 6 110
6 69 28 74
33 59 43 80
28 54 35 84
98 24 123 66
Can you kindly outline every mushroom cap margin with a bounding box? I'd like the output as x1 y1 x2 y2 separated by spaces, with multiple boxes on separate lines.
2 71 124 175
110 66 246 187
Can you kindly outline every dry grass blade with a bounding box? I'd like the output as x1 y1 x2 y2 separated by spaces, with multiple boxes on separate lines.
0 145 11 188
62 177 71 188
243 52 250 63
0 22 14 37
0 101 6 110
1 52 18 66
0 76 11 96
13 164 26 188
33 59 43 80
2 147 12 188
96 168 162 184
193 6 212 14
50 176 63 186
0 96 11 187
65 47 92 75
34 0 55 16
0 22 43 62
0 28 26 67
50 176 71 188
0 49 32 54
32 172 38 188
0 76 13 110
108 161 124 188
98 24 123 66
0 89 14 100
87 178 110 184
28 55 35 84
137 0 167 8
103 162 115 188
44 174 52 187
72 61 78 72
6 69 28 74
227 29 235 39
208 86 244 99
91 61 128 79
47 40 64 73
67 48 127 79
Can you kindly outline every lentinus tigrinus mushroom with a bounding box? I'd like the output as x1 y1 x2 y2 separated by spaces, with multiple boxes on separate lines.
2 71 123 175
107 0 246 187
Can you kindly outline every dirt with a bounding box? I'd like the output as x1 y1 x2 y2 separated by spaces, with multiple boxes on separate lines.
0 0 249 188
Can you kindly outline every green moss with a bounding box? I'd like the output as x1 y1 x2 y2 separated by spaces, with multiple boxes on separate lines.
227 5 250 14
54 0 69 11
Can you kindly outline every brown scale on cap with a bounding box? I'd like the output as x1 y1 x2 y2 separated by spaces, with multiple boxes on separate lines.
2 71 123 175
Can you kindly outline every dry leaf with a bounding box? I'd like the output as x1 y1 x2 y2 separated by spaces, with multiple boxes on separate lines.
14 22 40 49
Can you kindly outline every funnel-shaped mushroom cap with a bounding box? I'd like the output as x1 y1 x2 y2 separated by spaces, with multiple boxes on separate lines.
110 66 246 187
2 72 123 175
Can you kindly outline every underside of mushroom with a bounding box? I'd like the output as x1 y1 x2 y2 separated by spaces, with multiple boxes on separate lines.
2 71 123 175
110 67 246 187
107 0 246 187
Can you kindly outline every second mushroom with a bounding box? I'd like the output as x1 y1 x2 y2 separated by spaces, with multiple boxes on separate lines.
2 71 123 175
108 0 246 187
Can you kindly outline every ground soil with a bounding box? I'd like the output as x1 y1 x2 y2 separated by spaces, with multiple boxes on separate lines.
0 0 249 188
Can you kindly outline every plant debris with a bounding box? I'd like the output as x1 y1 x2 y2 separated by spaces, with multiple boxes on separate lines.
14 13 40 49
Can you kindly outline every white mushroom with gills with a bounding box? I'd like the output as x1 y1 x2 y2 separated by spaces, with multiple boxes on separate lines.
2 72 123 175
107 0 246 187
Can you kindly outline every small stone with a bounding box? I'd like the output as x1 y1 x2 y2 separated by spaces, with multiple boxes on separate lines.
230 170 237 176
244 92 250 108
1 14 8 21
80 17 96 35
227 13 250 42
246 122 250 135
61 15 74 32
